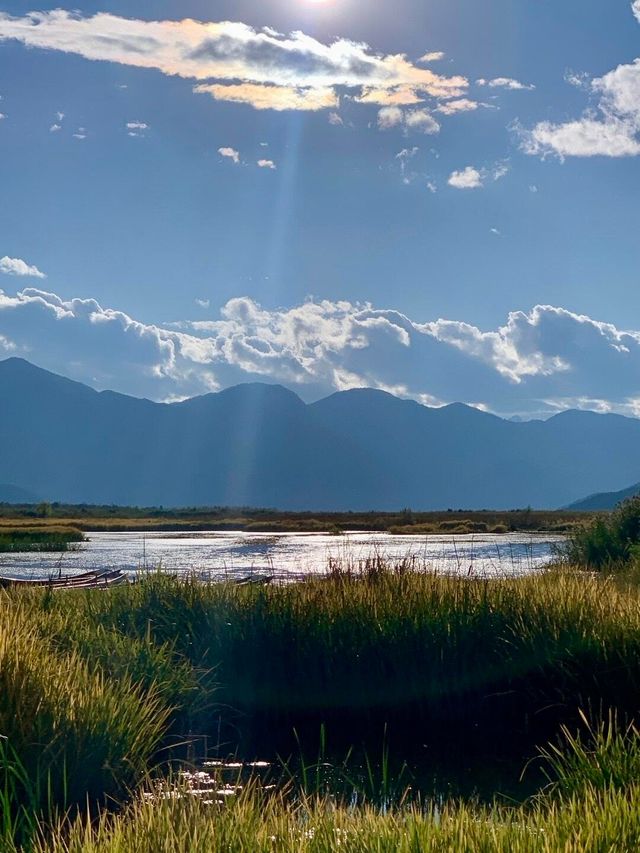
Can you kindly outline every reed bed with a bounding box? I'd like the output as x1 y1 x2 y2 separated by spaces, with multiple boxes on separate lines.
4 563 640 849
34 775 640 853
48 565 640 725
0 527 85 553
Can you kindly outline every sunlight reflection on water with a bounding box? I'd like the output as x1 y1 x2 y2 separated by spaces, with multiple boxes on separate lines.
0 530 564 581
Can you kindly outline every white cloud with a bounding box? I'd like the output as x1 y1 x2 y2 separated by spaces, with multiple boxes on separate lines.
56 111 64 121
477 77 535 91
448 161 509 189
3 289 640 417
328 111 343 126
218 146 240 164
195 298 210 309
127 120 148 137
0 257 46 278
448 166 483 189
395 146 419 183
73 127 87 140
436 98 479 115
377 106 404 129
0 10 467 112
490 227 501 235
195 83 338 111
377 106 440 134
257 159 276 169
418 51 445 63
49 123 61 132
0 113 6 120
404 109 440 134
523 5 640 158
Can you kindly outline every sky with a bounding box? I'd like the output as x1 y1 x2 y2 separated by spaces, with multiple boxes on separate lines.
0 0 639 418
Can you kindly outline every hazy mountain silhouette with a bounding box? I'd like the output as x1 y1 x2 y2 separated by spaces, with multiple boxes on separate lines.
0 483 42 504
567 482 640 511
2 356 640 510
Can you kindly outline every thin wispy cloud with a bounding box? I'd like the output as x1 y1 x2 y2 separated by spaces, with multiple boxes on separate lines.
126 120 148 137
436 98 479 115
477 77 535 91
418 51 445 63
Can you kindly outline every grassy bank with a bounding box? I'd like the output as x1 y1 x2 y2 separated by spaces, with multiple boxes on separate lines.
0 504 588 534
3 563 640 849
0 527 85 553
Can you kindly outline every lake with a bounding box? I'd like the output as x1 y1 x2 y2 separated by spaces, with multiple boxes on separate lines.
0 530 564 581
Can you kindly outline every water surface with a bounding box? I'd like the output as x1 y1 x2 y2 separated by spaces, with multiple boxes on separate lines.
0 530 563 581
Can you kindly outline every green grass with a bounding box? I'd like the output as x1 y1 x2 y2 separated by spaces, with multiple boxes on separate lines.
563 496 640 569
4 562 640 849
34 766 640 852
0 527 85 553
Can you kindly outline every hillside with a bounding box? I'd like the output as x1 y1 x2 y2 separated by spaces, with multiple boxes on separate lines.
567 482 640 511
2 357 640 510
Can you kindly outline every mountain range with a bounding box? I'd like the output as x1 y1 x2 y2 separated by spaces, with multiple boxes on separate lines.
567 482 640 511
2 357 640 510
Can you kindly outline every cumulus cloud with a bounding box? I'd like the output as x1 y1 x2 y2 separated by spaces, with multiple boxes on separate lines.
448 166 483 189
257 158 276 169
0 257 46 278
448 161 509 189
477 77 535 91
523 3 640 158
377 106 440 134
3 288 640 418
218 146 240 163
0 10 467 112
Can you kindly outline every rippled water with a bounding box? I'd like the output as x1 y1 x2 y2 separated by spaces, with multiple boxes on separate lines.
0 530 564 581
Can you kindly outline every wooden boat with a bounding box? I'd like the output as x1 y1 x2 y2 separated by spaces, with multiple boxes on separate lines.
0 569 128 589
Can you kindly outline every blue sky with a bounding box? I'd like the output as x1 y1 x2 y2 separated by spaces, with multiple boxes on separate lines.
0 0 639 417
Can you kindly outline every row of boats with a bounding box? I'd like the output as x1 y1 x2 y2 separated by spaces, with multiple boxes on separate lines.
0 568 128 589
0 569 274 589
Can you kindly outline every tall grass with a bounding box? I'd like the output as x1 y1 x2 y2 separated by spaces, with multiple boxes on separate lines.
0 592 182 847
4 564 640 849
36 774 640 853
0 527 85 553
58 567 640 730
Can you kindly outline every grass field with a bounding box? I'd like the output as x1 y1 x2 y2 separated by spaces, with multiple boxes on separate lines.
3 547 640 849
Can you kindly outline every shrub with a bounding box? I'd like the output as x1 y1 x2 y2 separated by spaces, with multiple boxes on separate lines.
564 496 640 569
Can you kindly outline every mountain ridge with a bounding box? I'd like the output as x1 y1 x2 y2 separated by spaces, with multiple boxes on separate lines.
2 357 640 510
